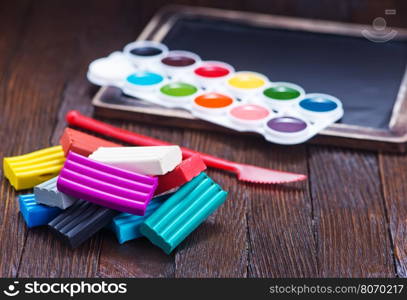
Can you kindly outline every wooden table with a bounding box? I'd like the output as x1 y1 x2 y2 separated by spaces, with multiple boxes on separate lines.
0 0 406 278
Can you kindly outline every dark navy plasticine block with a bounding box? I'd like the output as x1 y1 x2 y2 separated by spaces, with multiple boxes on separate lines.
48 199 119 248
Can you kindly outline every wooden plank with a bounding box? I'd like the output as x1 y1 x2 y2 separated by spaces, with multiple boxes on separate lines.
16 0 138 277
174 130 248 277
246 144 317 277
379 152 407 277
98 231 175 278
309 146 395 277
0 0 52 277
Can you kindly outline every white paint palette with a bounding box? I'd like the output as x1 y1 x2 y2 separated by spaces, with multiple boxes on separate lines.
87 41 344 145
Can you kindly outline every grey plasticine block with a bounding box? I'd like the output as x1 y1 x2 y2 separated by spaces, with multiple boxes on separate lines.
34 177 77 209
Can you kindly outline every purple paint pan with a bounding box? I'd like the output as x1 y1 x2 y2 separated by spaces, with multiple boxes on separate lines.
57 151 157 215
264 116 310 142
266 117 307 133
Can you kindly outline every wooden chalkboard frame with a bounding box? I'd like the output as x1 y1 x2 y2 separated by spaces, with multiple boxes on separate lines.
92 5 407 152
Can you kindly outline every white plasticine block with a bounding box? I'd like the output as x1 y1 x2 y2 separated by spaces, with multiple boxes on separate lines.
89 146 183 176
34 177 77 209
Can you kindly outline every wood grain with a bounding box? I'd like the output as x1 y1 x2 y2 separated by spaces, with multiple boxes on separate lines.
246 144 317 277
349 0 407 27
14 0 108 277
0 0 64 277
309 147 395 277
379 152 407 278
174 130 248 278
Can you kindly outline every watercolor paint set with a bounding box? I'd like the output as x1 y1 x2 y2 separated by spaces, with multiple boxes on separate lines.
87 41 344 145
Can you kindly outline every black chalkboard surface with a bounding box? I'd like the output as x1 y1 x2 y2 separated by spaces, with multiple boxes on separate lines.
162 17 407 130
92 6 407 152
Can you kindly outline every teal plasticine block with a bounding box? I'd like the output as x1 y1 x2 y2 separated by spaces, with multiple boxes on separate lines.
107 194 169 244
18 194 62 228
139 172 227 254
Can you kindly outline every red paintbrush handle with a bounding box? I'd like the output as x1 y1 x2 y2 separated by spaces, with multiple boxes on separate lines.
66 111 237 172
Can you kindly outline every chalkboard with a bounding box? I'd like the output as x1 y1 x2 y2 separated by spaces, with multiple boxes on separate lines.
162 16 407 130
92 6 407 152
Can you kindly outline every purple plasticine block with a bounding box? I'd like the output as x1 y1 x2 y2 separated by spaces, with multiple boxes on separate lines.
57 151 158 215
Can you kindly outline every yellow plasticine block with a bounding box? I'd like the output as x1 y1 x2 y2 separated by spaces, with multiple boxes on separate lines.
3 145 66 190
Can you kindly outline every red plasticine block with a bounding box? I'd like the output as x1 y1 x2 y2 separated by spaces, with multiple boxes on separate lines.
155 154 207 195
60 128 120 157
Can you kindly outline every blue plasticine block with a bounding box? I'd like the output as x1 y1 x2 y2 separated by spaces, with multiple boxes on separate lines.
18 194 62 228
107 194 169 244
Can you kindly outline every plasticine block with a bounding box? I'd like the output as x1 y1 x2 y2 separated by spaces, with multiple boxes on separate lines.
155 154 206 195
34 177 76 209
60 127 120 157
3 146 66 190
89 146 182 175
140 172 227 254
18 194 62 228
107 194 169 244
48 199 118 248
57 151 157 215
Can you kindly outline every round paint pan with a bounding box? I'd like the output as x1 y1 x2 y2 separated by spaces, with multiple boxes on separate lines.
264 116 309 139
298 93 343 120
226 71 269 99
192 92 235 115
159 82 199 105
123 41 168 66
262 82 305 109
160 50 201 79
87 52 135 87
193 61 234 88
124 71 165 93
228 104 270 128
